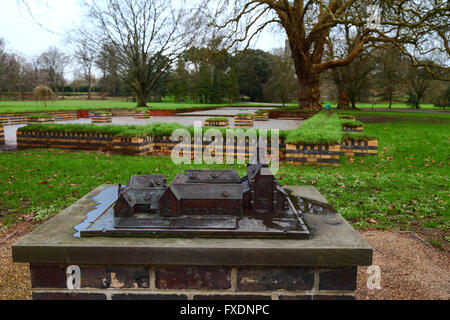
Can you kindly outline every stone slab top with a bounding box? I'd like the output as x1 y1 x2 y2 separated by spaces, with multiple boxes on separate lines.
13 185 372 267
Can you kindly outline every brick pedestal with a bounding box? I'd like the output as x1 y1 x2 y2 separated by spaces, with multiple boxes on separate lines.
30 264 357 300
13 185 372 300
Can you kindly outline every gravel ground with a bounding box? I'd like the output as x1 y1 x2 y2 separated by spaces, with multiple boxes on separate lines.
0 226 448 300
357 231 449 300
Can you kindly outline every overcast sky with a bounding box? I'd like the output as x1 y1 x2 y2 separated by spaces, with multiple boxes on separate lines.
0 0 286 58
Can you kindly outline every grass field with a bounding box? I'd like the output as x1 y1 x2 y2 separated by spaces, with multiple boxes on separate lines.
0 100 229 113
0 111 448 247
0 98 444 113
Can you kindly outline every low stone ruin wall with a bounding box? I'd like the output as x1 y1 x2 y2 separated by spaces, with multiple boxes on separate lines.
234 116 254 128
0 126 4 145
17 130 114 151
254 113 269 121
16 124 378 165
113 136 153 155
92 113 112 124
133 111 151 119
341 139 378 157
286 144 342 166
204 120 229 128
0 111 77 125
269 111 318 120
27 116 55 124
343 125 364 133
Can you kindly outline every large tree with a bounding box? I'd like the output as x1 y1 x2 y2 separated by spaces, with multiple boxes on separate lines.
207 0 449 110
77 0 196 107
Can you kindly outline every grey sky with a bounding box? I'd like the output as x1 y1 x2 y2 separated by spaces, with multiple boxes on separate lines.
0 0 286 58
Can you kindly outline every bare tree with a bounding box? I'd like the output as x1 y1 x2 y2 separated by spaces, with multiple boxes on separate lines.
326 26 375 110
74 40 96 99
373 47 407 109
36 47 69 95
405 64 433 109
206 0 449 111
77 0 196 107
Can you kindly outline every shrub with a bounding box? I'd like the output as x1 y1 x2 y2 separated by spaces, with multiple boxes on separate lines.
33 86 56 108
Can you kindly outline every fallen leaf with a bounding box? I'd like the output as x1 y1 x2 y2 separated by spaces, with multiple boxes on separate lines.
22 215 34 222
369 218 377 224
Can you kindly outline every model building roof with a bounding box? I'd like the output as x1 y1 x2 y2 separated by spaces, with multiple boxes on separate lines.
119 188 165 208
168 184 242 200
247 163 263 182
126 175 167 189
173 169 241 184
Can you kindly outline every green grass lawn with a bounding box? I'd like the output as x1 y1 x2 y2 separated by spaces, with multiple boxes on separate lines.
0 111 448 246
0 100 230 113
329 102 439 109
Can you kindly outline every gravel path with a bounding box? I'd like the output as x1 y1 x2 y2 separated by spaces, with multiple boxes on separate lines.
0 227 448 300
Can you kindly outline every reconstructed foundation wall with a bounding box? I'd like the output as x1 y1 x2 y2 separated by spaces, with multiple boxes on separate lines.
0 111 77 125
343 125 364 133
30 264 357 300
254 113 269 121
0 126 4 145
92 114 112 124
269 111 317 120
27 117 55 124
286 144 342 166
234 117 254 128
204 120 229 128
133 111 151 119
341 139 378 157
16 130 378 164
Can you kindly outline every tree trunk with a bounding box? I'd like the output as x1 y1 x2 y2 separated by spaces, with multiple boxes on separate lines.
136 91 147 107
297 74 322 111
337 92 352 110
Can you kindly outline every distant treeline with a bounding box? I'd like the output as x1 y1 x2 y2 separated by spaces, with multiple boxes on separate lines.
0 38 448 109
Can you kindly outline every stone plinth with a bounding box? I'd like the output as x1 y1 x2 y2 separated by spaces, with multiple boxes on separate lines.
13 185 372 300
